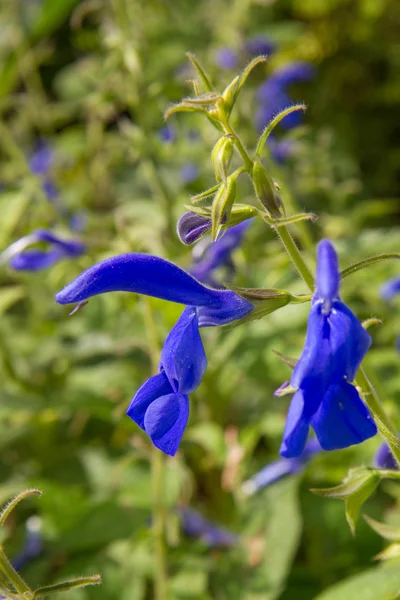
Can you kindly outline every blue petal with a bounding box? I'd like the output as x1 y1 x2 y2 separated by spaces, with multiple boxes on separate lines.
311 380 377 451
55 253 253 325
374 442 398 470
10 249 63 271
315 239 340 307
126 372 172 430
144 392 189 456
380 277 400 301
34 230 86 256
290 303 333 395
160 306 207 394
330 301 371 381
280 389 316 458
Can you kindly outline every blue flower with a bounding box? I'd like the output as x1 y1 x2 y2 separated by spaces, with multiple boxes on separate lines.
380 277 400 301
267 135 294 165
12 516 43 572
256 62 315 132
279 239 377 458
2 229 85 271
215 47 238 70
180 163 199 184
56 254 253 454
245 37 276 57
178 507 238 547
374 442 398 470
158 125 176 144
242 438 321 495
29 141 59 202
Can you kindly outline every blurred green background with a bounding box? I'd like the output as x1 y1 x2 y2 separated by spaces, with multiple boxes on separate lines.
0 0 399 598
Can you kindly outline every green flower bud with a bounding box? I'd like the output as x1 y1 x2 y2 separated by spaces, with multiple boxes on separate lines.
212 136 234 183
252 160 281 218
211 175 237 240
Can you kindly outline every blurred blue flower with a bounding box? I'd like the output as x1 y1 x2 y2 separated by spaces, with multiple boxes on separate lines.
279 239 377 458
180 163 199 184
267 135 294 165
178 507 238 547
380 276 400 301
158 125 176 143
56 254 253 454
190 220 252 286
29 141 59 202
2 229 85 271
256 62 315 132
245 36 276 57
374 442 398 470
12 516 43 572
215 47 238 70
242 438 321 495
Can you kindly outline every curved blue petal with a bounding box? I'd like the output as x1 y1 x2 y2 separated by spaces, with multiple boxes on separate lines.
280 389 315 458
160 306 207 394
290 303 333 395
55 253 253 325
9 249 63 271
330 301 371 381
35 230 85 256
126 372 173 429
311 380 377 451
144 392 189 456
315 239 340 307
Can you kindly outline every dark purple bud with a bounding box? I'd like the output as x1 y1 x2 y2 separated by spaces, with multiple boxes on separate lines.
177 212 212 245
374 442 398 470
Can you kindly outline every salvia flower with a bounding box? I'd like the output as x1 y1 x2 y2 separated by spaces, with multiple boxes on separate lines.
178 507 238 547
12 516 43 572
267 135 295 165
374 442 398 470
29 141 59 202
180 163 199 184
2 229 85 271
278 239 377 458
56 254 253 454
177 212 212 246
215 47 238 70
256 61 315 132
245 37 276 58
242 438 321 496
380 277 400 301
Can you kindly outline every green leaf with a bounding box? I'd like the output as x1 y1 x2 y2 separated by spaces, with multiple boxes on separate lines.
0 287 25 315
375 543 400 562
364 515 400 541
256 104 307 156
186 53 214 91
33 575 101 598
32 0 81 39
315 565 400 600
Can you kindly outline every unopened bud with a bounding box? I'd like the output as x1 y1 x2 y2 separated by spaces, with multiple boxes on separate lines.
222 76 240 115
211 175 237 240
252 160 281 217
212 136 234 183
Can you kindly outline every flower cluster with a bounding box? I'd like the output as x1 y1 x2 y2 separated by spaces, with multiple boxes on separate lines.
278 240 377 457
56 253 253 455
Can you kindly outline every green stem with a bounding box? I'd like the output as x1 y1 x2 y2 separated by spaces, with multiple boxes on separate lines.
142 299 167 600
274 225 315 291
0 546 33 599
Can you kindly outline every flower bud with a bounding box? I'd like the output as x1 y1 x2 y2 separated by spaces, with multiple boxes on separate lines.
212 136 234 183
252 160 281 217
177 211 211 245
211 175 237 240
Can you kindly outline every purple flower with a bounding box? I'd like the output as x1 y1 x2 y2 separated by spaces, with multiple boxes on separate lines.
267 135 294 164
178 507 238 547
215 47 238 70
380 277 400 301
180 163 199 184
374 442 398 470
242 438 321 495
12 516 43 572
177 212 212 246
56 254 253 454
256 62 315 132
29 141 59 203
158 125 176 144
279 239 377 458
2 229 85 271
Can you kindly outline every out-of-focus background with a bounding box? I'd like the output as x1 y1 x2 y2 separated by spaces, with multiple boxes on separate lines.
0 0 399 598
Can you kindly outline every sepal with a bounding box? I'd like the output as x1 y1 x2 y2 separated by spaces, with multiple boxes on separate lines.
364 515 400 541
211 136 234 183
211 175 237 240
226 286 292 325
311 466 380 535
252 160 281 217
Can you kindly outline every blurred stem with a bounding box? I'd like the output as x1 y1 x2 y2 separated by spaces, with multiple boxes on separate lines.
221 107 400 467
142 298 168 600
0 547 33 599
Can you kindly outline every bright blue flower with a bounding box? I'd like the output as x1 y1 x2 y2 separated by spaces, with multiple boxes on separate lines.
279 239 376 458
380 276 400 301
256 62 315 132
180 163 199 184
215 47 238 70
56 254 253 455
242 438 321 495
2 229 85 272
178 507 238 547
374 442 398 470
